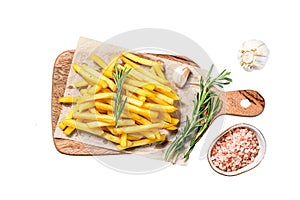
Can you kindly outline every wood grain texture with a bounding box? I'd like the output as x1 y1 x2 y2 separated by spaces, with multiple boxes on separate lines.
52 50 265 156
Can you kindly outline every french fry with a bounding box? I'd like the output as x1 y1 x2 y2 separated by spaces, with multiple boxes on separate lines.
123 84 155 98
58 96 80 103
63 126 75 135
128 113 151 125
143 132 156 139
78 102 95 112
127 134 144 140
62 119 104 136
77 93 114 103
86 121 113 128
74 79 88 88
147 95 169 106
73 112 115 123
122 52 162 69
171 117 180 125
166 126 177 131
155 132 161 140
86 119 135 128
87 85 102 95
155 87 180 100
95 101 113 112
120 133 127 147
153 91 174 105
116 134 166 150
125 103 159 120
142 103 178 113
89 54 108 69
138 95 147 102
125 78 156 91
80 88 88 96
113 123 165 134
72 64 99 85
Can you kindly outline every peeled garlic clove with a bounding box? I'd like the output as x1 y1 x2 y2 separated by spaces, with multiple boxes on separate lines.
173 66 191 88
238 39 269 72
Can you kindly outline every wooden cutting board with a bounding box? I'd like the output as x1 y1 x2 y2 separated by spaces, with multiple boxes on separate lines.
51 50 265 156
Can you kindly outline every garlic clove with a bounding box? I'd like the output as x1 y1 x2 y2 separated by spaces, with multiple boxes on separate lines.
173 66 191 88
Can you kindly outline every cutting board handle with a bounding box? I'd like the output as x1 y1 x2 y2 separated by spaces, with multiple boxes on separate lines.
221 90 265 117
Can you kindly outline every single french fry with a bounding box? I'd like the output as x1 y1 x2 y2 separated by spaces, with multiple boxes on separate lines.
103 70 113 79
58 96 80 103
113 123 165 134
80 88 88 96
77 93 114 103
125 78 156 91
147 95 169 106
155 87 180 100
125 103 159 120
142 103 178 113
123 84 155 98
62 119 104 136
95 101 113 112
171 117 180 125
155 132 161 140
87 84 102 95
116 134 166 150
74 79 88 88
102 131 122 144
86 119 135 128
99 80 108 88
122 52 162 68
72 64 99 85
153 91 174 105
127 134 144 141
86 121 112 128
143 132 156 139
100 88 113 93
166 126 177 131
129 113 151 125
78 102 95 112
120 133 127 147
63 126 75 135
137 95 146 102
89 54 108 69
73 112 115 123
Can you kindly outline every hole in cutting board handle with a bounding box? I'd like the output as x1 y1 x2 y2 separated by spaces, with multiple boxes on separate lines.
240 99 251 108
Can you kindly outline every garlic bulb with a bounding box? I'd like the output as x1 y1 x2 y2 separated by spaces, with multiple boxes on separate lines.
173 65 191 88
238 39 269 72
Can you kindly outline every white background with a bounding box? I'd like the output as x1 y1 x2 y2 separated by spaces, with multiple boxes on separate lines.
0 0 298 199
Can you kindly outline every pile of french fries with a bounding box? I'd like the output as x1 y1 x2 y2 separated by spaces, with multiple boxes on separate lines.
58 52 180 150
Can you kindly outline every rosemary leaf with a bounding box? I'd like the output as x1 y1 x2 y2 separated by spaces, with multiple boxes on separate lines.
112 65 131 128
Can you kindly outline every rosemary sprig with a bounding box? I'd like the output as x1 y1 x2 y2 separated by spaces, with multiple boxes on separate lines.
164 65 232 163
112 66 131 128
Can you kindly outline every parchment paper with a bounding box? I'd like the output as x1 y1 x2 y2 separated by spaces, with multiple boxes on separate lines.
54 37 205 164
